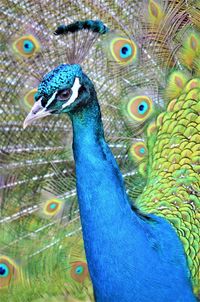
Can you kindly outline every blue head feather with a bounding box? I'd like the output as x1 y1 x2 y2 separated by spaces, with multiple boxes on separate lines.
33 63 97 117
36 64 82 98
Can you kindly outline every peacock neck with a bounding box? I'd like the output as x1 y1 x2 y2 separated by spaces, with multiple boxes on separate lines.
70 98 133 220
71 99 105 154
70 97 145 293
68 97 196 302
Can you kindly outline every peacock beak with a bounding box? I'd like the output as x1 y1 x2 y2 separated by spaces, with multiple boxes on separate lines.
23 98 52 129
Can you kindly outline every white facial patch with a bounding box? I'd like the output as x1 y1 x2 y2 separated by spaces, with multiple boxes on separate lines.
45 91 57 109
62 77 81 109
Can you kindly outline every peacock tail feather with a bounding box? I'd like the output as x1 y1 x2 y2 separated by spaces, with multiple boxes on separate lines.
135 77 200 295
0 0 199 301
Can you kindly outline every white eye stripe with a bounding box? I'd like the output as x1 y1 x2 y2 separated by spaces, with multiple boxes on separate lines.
62 77 81 109
44 91 57 109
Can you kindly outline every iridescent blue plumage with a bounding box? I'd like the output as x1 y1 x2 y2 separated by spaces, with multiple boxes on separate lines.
24 62 196 302
0 0 199 297
36 64 82 98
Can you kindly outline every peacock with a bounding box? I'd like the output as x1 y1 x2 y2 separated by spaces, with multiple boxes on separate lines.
0 0 199 301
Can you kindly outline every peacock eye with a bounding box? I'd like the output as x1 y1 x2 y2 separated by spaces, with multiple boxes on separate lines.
120 44 132 59
43 198 63 217
12 34 40 58
0 256 19 288
23 88 38 109
57 89 72 101
126 96 153 121
70 261 88 283
107 36 138 66
0 263 9 277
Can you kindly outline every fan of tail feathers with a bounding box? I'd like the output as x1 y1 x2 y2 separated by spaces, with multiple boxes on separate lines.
0 0 199 301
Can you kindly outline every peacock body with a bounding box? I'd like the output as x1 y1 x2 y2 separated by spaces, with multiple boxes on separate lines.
0 0 200 301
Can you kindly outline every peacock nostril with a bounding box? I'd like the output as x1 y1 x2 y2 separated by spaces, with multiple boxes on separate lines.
32 99 44 114
32 107 41 114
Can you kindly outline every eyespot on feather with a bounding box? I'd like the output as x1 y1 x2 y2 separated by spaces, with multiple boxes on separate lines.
190 35 198 51
102 33 139 66
126 96 153 121
184 78 200 92
164 70 191 100
129 142 147 161
147 121 157 136
148 0 164 23
0 256 19 288
175 76 184 88
23 88 38 109
70 261 88 283
149 1 159 18
110 38 137 65
176 29 200 70
12 34 40 58
43 198 63 217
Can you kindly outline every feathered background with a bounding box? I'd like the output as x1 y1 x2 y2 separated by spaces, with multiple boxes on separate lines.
0 0 199 301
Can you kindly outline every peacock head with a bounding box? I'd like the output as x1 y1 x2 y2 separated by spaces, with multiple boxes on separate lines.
23 20 109 128
23 63 96 128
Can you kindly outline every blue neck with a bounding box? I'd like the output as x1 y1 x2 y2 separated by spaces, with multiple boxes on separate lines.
69 98 195 302
71 99 134 226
